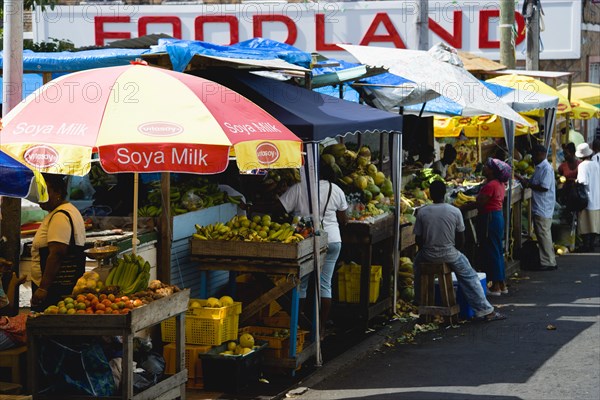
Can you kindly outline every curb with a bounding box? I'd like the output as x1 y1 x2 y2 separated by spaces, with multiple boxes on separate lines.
279 318 415 397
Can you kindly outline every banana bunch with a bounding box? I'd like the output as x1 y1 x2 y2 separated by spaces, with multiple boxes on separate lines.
105 254 151 295
365 202 385 216
138 205 162 217
192 215 305 243
453 191 477 207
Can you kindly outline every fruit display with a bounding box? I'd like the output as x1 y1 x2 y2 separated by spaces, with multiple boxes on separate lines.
192 215 307 243
452 191 477 207
322 143 394 202
43 280 180 315
512 154 535 177
105 254 151 295
138 177 242 217
398 257 415 302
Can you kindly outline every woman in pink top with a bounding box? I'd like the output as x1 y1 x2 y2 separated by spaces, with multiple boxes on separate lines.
471 158 510 296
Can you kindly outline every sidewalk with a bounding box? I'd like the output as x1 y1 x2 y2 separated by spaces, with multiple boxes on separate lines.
288 253 600 400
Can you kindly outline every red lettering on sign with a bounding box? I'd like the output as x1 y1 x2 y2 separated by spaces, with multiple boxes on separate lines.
315 14 341 51
429 11 463 49
480 10 526 49
253 15 297 45
94 16 131 46
360 13 406 48
195 16 239 45
138 16 182 39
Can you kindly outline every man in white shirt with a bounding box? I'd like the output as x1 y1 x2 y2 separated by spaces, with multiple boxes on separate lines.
576 143 600 252
413 181 505 322
592 139 600 165
519 145 557 270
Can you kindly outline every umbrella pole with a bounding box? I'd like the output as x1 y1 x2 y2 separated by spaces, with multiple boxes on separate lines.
132 172 139 255
391 131 402 315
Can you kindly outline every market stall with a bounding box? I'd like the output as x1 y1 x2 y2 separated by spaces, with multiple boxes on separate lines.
198 70 403 341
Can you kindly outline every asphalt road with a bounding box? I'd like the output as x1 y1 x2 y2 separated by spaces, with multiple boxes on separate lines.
291 253 600 400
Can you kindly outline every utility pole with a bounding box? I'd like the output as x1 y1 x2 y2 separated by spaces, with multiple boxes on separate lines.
499 0 516 69
416 0 429 50
1 0 24 268
524 0 540 70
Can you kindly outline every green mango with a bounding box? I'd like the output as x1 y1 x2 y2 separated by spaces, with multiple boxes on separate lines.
363 189 373 203
366 183 381 196
381 178 394 197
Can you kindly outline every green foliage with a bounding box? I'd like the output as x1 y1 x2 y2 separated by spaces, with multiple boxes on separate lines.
0 0 56 12
24 37 74 52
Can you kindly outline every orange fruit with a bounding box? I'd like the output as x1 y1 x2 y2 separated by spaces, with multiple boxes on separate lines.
102 299 112 307
99 294 107 301
76 310 86 314
121 296 129 302
86 293 95 301
76 295 86 303
95 310 105 314
95 303 106 311
107 294 116 302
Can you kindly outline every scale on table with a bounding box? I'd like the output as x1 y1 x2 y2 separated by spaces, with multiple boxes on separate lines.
84 242 119 268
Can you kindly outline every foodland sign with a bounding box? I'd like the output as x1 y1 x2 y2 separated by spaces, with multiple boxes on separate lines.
33 1 581 60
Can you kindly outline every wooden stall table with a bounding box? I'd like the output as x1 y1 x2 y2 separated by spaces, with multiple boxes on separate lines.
338 213 395 328
27 289 190 400
191 236 327 372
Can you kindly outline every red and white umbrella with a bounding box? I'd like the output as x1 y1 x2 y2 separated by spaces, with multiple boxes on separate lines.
0 63 303 176
0 62 303 252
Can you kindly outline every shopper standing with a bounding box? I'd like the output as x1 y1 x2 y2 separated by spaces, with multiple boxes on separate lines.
463 158 511 296
519 145 557 270
575 143 600 252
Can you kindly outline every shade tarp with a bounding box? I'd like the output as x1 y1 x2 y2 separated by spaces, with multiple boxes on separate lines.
404 81 558 116
200 70 403 142
339 44 530 126
0 48 148 72
153 37 311 73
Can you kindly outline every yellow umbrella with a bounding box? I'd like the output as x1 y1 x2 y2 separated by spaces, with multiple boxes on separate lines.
487 74 571 115
567 99 600 120
434 114 538 138
557 82 600 106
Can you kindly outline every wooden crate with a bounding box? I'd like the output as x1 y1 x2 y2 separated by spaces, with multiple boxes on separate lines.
191 235 326 261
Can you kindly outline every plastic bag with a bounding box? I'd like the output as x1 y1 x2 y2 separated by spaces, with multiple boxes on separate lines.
180 189 203 211
39 337 116 396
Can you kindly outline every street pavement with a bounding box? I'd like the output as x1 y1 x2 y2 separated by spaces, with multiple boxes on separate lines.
289 253 600 400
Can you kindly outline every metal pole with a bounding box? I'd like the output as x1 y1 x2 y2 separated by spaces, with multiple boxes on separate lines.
499 0 516 69
525 0 540 70
1 0 24 269
416 0 429 50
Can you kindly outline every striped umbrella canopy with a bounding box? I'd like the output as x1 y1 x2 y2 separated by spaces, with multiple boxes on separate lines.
0 63 303 176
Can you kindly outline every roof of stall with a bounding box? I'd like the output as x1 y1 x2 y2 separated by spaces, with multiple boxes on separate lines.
0 48 148 73
141 38 310 73
200 70 402 142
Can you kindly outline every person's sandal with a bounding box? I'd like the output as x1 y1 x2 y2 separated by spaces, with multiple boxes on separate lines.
484 311 506 322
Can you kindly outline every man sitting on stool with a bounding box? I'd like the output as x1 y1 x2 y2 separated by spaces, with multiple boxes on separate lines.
413 181 505 322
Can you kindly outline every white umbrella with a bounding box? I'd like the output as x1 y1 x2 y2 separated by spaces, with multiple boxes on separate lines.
339 43 530 126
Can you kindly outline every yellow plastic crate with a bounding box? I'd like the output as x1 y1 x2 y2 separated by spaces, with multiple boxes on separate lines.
337 263 382 304
239 326 308 359
163 343 212 388
161 300 242 345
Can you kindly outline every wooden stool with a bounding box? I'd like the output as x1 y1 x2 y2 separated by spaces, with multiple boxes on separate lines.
418 262 460 324
0 346 27 386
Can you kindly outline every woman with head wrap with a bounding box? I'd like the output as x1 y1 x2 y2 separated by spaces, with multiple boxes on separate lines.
465 158 510 296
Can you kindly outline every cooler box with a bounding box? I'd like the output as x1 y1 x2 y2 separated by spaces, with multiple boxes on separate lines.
435 272 487 319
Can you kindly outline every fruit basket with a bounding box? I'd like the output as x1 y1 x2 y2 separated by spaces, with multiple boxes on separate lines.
161 299 242 345
199 341 268 393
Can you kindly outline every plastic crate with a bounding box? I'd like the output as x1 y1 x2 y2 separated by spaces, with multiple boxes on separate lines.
239 326 308 359
163 343 212 388
262 311 291 328
199 341 268 393
161 300 242 345
337 263 382 304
